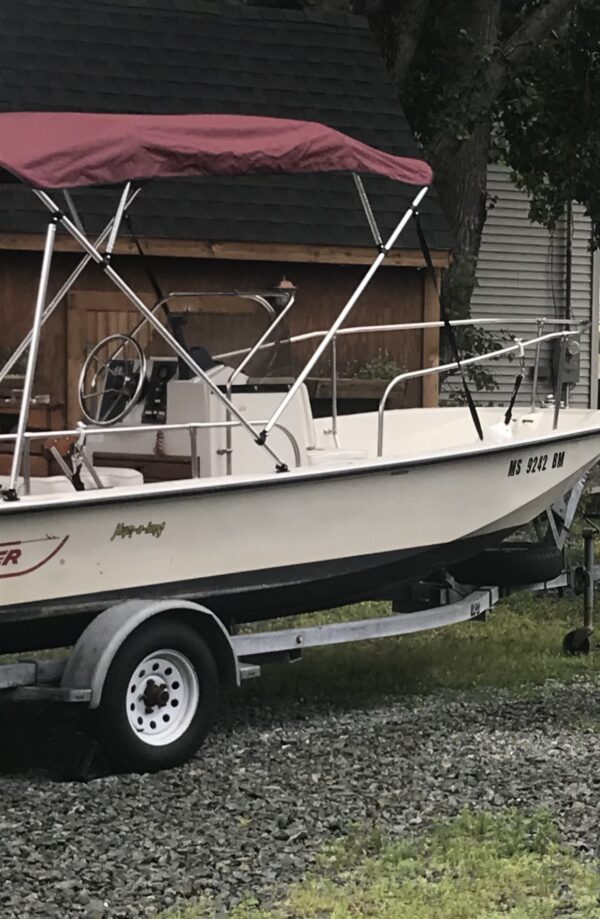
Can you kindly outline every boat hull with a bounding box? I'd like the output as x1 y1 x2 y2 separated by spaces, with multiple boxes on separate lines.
0 528 512 652
1 423 598 651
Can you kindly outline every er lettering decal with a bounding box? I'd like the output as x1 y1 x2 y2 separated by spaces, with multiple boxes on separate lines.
0 536 69 578
0 547 21 566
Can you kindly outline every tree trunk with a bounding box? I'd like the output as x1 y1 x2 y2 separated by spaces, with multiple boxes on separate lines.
431 117 492 320
425 0 502 320
423 0 577 320
362 0 431 92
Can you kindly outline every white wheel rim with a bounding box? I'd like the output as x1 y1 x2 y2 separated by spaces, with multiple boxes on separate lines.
126 649 200 747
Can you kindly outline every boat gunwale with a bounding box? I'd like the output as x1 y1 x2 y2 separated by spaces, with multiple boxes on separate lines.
1 416 599 516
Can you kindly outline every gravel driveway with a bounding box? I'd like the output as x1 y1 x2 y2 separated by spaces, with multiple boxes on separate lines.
1 677 599 919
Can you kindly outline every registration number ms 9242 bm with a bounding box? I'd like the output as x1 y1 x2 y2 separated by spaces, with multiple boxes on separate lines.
507 450 565 478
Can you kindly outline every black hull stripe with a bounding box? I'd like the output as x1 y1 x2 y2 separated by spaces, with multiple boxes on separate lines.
0 529 512 653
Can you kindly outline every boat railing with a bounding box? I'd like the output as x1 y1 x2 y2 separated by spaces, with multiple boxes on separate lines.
0 418 302 496
377 329 581 456
77 313 586 458
125 289 291 354
5 176 585 494
0 311 584 487
214 315 584 447
215 315 582 364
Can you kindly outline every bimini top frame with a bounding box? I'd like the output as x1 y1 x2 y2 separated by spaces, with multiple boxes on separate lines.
0 111 433 500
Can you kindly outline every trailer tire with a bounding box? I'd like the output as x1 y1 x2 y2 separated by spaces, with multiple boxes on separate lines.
91 617 219 774
448 541 563 587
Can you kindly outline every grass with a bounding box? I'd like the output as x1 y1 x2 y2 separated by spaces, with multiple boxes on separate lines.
161 809 600 919
162 531 600 919
4 577 598 707
3 579 598 706
238 591 600 709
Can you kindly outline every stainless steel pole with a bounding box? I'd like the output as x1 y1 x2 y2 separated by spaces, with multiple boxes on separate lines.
331 334 339 445
22 439 31 496
553 334 567 430
262 185 429 439
5 219 57 498
33 190 288 471
189 427 200 478
583 528 595 634
352 174 383 248
62 191 86 235
105 182 132 259
531 318 545 412
0 190 140 387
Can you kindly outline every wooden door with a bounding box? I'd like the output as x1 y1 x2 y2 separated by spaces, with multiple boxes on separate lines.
66 291 152 426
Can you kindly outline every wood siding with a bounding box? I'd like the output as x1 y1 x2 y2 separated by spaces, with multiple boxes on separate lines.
0 233 450 268
0 250 435 427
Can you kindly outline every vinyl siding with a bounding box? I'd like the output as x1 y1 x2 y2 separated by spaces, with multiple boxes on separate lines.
452 163 594 408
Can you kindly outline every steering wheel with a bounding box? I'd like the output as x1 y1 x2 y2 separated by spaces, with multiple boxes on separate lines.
78 334 147 426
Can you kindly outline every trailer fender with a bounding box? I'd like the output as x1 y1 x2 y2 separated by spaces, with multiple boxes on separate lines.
61 599 240 708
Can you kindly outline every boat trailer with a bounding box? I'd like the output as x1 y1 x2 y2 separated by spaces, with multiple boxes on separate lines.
0 478 597 775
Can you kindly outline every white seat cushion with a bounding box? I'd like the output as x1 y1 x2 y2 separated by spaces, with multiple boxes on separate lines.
0 467 143 496
87 467 144 488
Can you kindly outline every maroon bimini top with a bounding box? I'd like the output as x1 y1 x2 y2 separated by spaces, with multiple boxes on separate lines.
0 112 432 190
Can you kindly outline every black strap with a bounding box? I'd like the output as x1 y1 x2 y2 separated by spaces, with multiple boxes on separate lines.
413 210 483 441
124 214 194 377
504 373 523 426
69 462 85 492
124 213 168 312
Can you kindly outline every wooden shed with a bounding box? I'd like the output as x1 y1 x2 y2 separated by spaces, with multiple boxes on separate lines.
0 0 452 431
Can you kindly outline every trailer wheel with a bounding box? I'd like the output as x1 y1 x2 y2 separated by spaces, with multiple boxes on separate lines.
563 627 592 656
92 617 219 773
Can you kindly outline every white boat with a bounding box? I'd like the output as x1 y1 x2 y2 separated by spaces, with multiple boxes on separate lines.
0 402 597 643
0 112 598 771
0 111 597 643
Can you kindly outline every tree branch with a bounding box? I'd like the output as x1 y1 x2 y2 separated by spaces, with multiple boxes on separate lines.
486 0 578 105
429 0 579 162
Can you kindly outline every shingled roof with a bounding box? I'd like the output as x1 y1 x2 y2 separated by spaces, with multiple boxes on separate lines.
0 0 453 253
